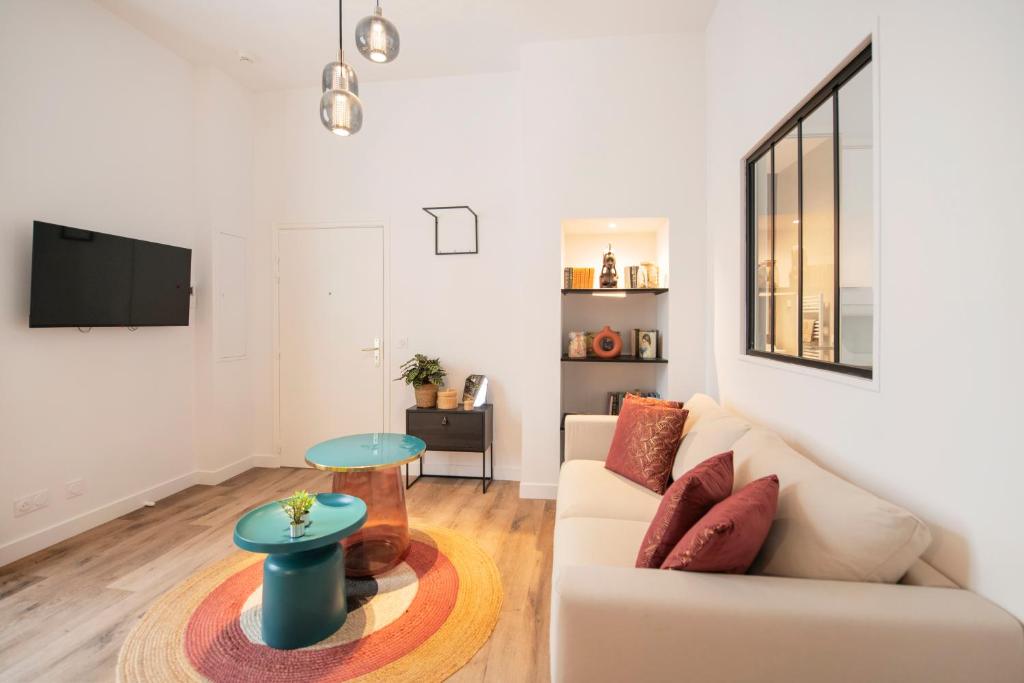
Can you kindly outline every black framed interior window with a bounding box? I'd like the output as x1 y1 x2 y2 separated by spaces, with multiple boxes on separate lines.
746 44 874 379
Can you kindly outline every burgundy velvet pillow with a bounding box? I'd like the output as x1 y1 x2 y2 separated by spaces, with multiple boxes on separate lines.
661 474 779 574
605 402 688 494
624 393 684 410
635 451 734 568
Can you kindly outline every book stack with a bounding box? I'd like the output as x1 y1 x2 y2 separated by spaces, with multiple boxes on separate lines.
607 390 663 416
563 267 595 289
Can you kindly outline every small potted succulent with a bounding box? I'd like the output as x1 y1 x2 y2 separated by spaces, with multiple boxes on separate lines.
280 490 316 539
396 354 447 408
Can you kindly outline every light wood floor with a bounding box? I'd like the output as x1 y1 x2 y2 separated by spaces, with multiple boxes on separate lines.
0 467 555 682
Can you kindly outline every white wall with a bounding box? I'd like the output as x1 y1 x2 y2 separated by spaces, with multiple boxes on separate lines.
253 72 524 480
520 34 707 498
0 0 196 554
0 0 264 563
192 67 267 479
706 0 1024 618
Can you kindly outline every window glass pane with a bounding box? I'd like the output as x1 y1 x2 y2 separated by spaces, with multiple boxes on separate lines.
800 100 835 362
772 129 799 356
838 63 873 369
751 153 771 351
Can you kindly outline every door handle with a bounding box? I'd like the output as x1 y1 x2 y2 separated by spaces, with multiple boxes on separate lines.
441 416 448 426
360 338 381 367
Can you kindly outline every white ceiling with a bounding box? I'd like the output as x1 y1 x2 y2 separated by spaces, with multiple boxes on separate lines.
96 0 717 91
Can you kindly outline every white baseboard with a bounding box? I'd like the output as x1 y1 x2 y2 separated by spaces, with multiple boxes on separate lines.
519 481 558 500
250 453 280 468
0 452 282 568
0 470 196 567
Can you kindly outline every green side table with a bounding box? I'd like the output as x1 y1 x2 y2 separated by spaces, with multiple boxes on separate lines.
233 493 367 649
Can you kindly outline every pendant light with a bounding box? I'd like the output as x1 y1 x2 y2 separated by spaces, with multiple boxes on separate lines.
355 0 400 64
320 0 363 136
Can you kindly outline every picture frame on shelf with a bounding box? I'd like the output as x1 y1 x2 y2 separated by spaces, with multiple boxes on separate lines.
638 330 658 360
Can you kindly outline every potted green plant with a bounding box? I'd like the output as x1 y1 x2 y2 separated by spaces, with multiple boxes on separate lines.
279 490 316 538
396 354 447 408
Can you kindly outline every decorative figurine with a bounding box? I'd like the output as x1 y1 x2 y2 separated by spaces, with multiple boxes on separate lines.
599 244 618 288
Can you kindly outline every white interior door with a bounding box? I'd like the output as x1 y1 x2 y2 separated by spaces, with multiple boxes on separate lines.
278 226 385 467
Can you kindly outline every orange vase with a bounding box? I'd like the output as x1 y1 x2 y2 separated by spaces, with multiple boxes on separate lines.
592 325 623 358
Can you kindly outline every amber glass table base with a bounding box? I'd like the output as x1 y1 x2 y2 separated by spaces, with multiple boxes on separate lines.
331 467 410 577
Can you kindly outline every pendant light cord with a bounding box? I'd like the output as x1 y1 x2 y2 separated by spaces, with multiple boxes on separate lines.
338 0 344 55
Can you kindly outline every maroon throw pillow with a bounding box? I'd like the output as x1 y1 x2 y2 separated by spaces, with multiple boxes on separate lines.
604 401 688 494
661 474 779 574
624 393 684 410
636 451 734 568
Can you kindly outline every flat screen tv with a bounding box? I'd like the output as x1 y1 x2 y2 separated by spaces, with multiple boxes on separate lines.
30 221 192 327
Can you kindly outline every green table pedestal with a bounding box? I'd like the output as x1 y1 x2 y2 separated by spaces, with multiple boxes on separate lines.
262 543 347 649
233 493 367 651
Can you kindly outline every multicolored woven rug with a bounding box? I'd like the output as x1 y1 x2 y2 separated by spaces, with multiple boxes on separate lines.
117 526 502 682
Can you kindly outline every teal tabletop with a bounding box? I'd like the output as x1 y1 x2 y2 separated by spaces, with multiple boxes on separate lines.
305 433 426 472
234 493 367 555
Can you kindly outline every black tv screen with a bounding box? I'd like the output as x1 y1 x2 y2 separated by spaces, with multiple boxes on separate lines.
30 221 191 327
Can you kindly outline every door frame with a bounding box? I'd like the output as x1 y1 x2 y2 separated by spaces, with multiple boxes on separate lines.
272 220 392 462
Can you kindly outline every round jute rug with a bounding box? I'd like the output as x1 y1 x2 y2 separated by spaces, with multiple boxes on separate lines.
117 526 502 683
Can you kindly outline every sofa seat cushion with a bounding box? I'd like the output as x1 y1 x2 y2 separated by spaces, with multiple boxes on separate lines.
557 459 662 522
672 406 752 480
733 429 932 583
554 516 650 578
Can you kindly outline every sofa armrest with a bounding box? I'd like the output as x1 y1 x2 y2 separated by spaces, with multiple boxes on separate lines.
563 415 618 462
551 565 1024 683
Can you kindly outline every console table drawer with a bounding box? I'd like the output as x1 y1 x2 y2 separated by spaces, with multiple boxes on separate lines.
407 411 483 451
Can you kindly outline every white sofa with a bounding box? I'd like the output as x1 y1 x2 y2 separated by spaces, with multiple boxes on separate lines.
551 394 1024 682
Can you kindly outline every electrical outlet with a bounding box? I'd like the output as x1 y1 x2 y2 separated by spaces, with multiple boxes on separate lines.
66 479 86 499
13 490 49 517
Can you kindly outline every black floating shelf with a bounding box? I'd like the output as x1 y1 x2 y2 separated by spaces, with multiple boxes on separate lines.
561 288 668 296
561 355 668 364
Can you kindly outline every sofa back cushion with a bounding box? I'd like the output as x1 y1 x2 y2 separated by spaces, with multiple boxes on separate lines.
679 393 720 436
672 405 752 481
732 429 932 583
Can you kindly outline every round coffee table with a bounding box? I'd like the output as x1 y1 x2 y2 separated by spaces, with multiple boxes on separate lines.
305 433 426 578
233 492 367 649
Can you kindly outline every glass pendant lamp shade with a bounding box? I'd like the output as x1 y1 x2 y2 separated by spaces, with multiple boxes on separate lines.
320 88 363 136
322 57 359 95
355 5 400 63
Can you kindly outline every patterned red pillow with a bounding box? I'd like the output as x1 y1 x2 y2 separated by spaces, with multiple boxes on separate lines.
661 474 779 573
635 451 733 568
605 401 688 494
624 393 684 410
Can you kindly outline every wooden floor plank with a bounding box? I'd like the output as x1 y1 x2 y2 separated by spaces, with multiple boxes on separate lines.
0 467 553 682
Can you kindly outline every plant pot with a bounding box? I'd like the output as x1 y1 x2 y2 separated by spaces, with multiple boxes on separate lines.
289 522 306 539
415 383 438 408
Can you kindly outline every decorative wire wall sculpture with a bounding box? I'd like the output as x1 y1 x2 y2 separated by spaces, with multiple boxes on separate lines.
422 206 478 255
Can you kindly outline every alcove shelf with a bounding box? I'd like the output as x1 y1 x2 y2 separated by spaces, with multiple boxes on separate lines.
561 355 668 364
561 288 668 296
559 216 671 434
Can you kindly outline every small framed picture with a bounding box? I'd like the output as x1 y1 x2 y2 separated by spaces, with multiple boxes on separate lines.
638 330 658 360
462 374 488 407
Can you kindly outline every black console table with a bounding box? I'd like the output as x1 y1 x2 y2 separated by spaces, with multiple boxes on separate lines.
405 404 494 493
